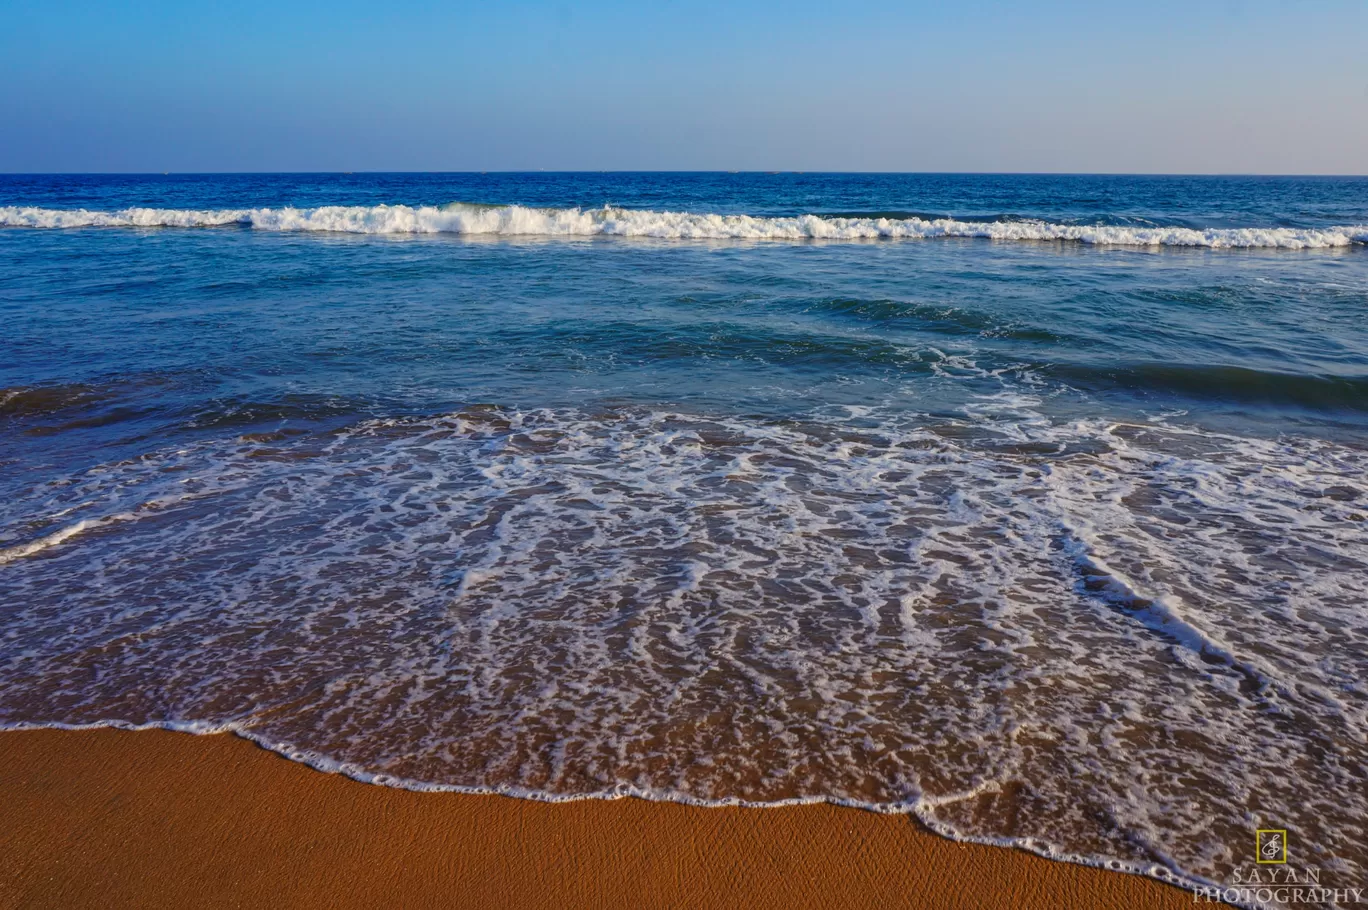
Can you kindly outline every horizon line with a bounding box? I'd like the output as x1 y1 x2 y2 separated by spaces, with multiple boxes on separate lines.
3 170 1368 179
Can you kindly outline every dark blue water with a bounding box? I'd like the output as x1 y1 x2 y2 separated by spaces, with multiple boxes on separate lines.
2 174 1366 897
3 175 1367 464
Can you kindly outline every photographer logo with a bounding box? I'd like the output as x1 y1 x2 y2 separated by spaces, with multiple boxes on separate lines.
1257 830 1287 865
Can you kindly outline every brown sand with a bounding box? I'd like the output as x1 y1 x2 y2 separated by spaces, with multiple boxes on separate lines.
0 728 1193 909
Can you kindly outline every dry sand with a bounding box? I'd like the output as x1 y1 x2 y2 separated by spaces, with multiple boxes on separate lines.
0 728 1194 909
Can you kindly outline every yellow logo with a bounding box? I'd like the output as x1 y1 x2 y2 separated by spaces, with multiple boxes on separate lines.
1257 829 1288 864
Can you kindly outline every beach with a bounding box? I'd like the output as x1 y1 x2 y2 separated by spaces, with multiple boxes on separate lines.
3 173 1366 898
0 728 1193 909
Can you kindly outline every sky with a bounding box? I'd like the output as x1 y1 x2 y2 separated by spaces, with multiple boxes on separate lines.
2 0 1366 174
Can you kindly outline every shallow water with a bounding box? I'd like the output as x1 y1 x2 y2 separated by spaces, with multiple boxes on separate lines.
2 173 1366 901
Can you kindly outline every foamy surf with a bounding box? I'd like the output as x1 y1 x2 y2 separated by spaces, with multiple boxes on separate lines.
0 520 96 565
4 203 1368 248
1 405 1364 901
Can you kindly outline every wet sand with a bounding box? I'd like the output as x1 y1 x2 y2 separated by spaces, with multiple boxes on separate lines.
0 728 1194 909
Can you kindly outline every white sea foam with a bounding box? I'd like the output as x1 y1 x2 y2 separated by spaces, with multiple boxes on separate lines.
0 520 95 565
0 405 1365 899
3 203 1367 248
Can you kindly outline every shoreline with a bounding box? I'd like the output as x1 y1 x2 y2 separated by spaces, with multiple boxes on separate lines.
0 727 1196 909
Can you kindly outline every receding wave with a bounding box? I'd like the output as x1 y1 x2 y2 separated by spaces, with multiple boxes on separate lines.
3 203 1367 248
1 404 1365 896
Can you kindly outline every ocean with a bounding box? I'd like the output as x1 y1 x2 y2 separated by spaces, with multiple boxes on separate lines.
2 173 1366 898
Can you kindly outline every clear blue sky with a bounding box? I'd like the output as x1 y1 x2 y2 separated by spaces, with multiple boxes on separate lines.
2 0 1366 173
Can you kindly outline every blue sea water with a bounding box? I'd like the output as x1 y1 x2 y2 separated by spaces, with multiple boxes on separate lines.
2 174 1366 898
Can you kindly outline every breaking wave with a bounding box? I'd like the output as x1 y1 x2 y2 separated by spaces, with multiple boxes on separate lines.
4 203 1368 248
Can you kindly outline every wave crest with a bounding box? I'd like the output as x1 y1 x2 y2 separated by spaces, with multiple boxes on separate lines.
3 203 1367 248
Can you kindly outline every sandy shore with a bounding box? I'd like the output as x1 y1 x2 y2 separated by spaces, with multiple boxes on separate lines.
0 728 1193 909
